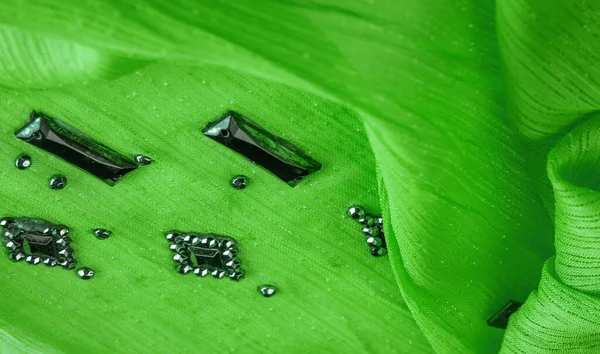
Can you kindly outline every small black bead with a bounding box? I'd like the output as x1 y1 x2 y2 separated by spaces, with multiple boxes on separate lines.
26 255 41 265
258 285 277 297
231 175 249 190
362 227 380 237
359 215 375 227
165 232 181 242
366 236 384 248
194 266 210 277
134 154 153 165
49 175 67 190
9 252 26 262
347 206 365 219
177 264 194 274
228 270 245 281
76 267 95 280
93 228 111 240
15 154 32 170
370 247 387 257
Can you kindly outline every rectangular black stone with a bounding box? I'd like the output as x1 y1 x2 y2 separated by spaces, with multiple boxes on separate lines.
191 246 224 269
15 111 137 185
203 111 321 186
487 300 523 329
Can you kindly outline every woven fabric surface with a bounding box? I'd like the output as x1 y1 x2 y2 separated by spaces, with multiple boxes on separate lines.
0 0 599 353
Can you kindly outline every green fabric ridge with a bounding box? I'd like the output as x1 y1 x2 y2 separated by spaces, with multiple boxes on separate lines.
0 0 599 353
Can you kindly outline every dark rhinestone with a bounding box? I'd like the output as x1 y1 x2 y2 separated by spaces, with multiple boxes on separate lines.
203 111 321 187
177 264 194 274
76 267 95 280
370 247 387 257
49 175 67 190
2 230 16 240
225 259 241 270
134 154 153 166
26 255 41 265
191 246 224 269
228 270 245 281
362 227 380 237
211 269 227 279
194 266 210 277
258 285 277 297
61 260 77 269
374 217 384 227
487 300 523 329
182 235 196 244
54 226 69 237
347 206 365 219
359 215 375 227
93 228 111 240
55 237 71 248
165 232 181 242
0 219 13 227
219 239 237 250
169 244 185 253
15 111 138 185
366 236 384 248
57 248 73 258
199 236 217 249
231 175 249 190
15 154 32 170
43 257 59 267
172 253 188 264
5 240 20 251
9 252 26 262
221 249 237 260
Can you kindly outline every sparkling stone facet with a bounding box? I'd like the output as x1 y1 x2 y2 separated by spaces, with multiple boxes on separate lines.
370 247 387 257
15 154 32 170
366 236 384 248
362 227 380 237
231 175 249 190
76 267 95 280
93 228 111 240
134 154 153 165
203 111 321 186
258 285 277 297
347 206 365 219
15 111 138 185
49 175 67 190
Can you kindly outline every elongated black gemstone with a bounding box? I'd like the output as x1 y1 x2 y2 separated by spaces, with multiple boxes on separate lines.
203 111 321 186
15 111 138 185
487 300 523 329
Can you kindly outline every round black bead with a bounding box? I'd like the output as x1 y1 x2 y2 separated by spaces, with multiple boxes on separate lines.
362 227 380 237
347 206 365 219
370 247 387 257
15 154 32 170
231 175 249 190
366 236 384 248
134 154 153 165
258 285 277 297
49 175 67 190
93 228 111 240
76 267 95 280
359 215 375 227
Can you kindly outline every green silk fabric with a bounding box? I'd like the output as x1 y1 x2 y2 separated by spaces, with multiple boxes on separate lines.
0 0 599 353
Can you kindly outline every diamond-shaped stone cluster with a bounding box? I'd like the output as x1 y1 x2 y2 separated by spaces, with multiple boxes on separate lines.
166 231 244 281
1 218 76 269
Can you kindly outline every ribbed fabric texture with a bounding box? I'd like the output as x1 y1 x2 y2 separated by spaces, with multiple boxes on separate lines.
0 0 599 353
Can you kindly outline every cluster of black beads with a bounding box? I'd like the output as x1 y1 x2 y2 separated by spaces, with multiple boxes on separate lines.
347 206 387 257
0 218 76 269
166 231 244 281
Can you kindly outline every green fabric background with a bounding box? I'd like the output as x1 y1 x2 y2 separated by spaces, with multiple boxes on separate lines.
0 0 599 353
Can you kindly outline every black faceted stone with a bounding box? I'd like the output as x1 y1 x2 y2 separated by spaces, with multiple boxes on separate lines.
93 228 111 240
370 247 387 257
362 227 380 237
231 175 248 190
487 300 523 329
76 267 95 280
366 236 384 248
15 154 32 170
49 175 67 190
258 285 277 297
203 111 321 187
177 264 194 274
228 270 245 281
166 232 243 281
1 217 76 269
15 111 138 185
134 154 153 165
347 206 365 220
359 215 375 227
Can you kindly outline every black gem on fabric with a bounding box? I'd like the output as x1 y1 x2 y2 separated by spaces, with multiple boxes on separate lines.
93 228 111 240
347 206 365 220
165 232 243 281
258 285 277 297
134 154 153 166
15 154 32 170
203 111 321 187
49 175 67 190
370 247 387 257
76 267 95 280
487 300 523 329
15 111 138 185
1 218 77 269
231 175 249 190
